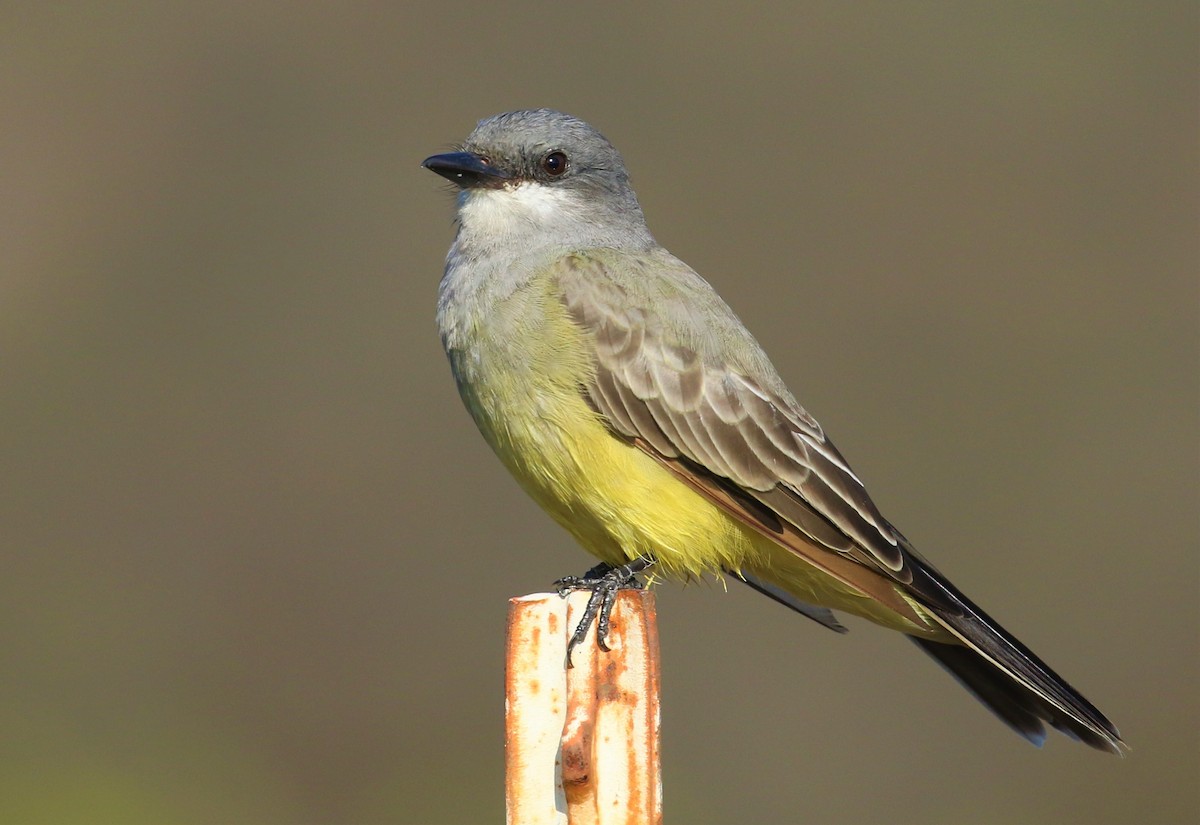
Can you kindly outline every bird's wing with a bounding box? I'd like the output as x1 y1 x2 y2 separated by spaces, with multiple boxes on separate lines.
557 252 954 613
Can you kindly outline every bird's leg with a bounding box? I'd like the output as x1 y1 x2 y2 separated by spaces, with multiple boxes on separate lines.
554 556 657 666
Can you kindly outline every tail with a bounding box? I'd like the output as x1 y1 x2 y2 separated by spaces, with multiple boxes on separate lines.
913 619 1123 753
909 637 1118 751
908 555 1124 753
738 563 1125 753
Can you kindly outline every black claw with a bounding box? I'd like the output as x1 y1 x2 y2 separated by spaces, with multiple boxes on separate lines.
554 556 656 666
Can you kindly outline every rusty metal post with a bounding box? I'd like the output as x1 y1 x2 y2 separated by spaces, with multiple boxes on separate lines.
505 590 662 825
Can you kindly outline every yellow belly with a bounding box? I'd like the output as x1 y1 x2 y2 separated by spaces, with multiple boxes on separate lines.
497 387 760 576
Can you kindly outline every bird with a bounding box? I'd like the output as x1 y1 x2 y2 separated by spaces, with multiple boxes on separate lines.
422 108 1124 753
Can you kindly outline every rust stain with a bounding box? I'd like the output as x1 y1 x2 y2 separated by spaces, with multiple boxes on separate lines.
560 734 591 786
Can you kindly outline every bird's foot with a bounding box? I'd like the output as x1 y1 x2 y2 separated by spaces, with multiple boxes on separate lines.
554 556 656 666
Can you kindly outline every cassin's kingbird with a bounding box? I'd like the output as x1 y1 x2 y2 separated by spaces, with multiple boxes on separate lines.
423 109 1123 753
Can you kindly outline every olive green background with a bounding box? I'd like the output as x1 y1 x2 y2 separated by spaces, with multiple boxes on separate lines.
2 3 1196 823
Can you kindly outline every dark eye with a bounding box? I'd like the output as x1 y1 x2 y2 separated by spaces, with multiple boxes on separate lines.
541 150 568 176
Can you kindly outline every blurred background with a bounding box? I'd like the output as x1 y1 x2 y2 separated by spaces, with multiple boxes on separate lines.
2 2 1196 823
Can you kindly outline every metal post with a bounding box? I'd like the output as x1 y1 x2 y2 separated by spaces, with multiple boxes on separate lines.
505 590 661 825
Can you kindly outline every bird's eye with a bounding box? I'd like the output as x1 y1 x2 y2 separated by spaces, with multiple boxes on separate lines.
541 151 568 177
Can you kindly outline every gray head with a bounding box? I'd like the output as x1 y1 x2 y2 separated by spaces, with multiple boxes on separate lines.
423 110 653 251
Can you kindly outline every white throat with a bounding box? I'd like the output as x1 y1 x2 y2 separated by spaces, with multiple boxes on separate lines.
458 182 582 241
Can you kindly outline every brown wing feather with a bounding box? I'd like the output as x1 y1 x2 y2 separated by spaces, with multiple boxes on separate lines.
638 443 933 628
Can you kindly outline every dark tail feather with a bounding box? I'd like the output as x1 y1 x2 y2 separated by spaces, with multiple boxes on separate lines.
911 637 1120 752
909 557 1125 754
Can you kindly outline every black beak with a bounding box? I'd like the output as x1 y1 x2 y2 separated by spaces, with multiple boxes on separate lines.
421 151 511 188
